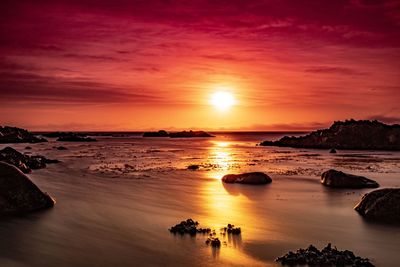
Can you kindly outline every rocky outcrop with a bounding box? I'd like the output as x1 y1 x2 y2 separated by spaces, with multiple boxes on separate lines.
222 172 272 185
169 130 214 138
321 169 379 189
57 134 96 142
0 147 58 173
276 243 374 266
354 188 400 223
142 130 169 137
0 162 55 214
0 126 47 143
260 119 400 150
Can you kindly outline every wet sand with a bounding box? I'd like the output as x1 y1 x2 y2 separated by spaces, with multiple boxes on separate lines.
0 133 399 266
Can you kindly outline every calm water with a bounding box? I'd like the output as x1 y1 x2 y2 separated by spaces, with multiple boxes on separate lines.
1 132 400 267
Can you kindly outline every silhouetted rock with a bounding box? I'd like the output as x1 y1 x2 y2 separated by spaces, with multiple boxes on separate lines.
260 119 400 150
354 188 400 223
0 162 55 214
276 243 375 266
222 224 241 235
142 130 169 137
169 218 200 235
55 146 68 150
57 134 96 142
206 237 221 247
321 169 379 189
169 130 214 138
187 164 200 170
0 147 58 173
25 146 32 150
0 126 47 143
329 148 337 153
222 172 272 185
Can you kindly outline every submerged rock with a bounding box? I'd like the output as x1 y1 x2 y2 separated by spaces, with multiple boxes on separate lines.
321 169 379 188
169 130 214 138
354 188 400 223
260 119 400 150
276 243 375 266
222 172 272 185
0 126 47 143
0 162 55 213
142 130 169 137
0 147 58 173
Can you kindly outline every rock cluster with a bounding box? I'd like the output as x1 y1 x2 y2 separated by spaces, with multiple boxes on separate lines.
276 243 375 266
222 172 272 185
0 147 59 173
321 169 379 189
142 130 169 137
169 219 211 235
222 224 241 235
260 119 400 150
0 126 47 143
0 162 55 214
205 237 221 247
354 188 400 223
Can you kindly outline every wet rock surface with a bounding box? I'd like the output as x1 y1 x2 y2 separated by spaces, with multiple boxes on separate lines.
222 172 272 185
276 243 375 266
0 126 47 143
354 188 400 223
260 119 400 150
0 162 55 214
0 147 59 173
321 169 379 188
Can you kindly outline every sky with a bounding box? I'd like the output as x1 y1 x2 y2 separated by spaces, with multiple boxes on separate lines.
1 0 400 131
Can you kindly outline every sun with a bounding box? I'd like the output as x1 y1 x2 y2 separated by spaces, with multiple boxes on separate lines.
210 91 235 111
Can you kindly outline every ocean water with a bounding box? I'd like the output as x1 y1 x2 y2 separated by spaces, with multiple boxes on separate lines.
0 132 399 267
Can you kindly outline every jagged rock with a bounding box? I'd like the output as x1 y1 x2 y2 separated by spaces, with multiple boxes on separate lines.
169 130 214 138
354 188 400 223
260 119 400 150
0 162 55 213
222 172 272 185
0 147 58 173
142 130 169 137
0 126 47 143
321 169 379 188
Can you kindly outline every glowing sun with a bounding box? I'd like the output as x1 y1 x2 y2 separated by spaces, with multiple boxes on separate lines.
210 91 235 111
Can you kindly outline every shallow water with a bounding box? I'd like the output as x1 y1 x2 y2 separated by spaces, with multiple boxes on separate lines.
1 133 400 266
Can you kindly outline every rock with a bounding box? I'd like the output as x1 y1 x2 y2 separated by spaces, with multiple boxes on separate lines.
142 130 169 137
0 147 58 173
222 172 272 185
55 146 68 150
0 162 55 213
169 218 200 235
25 146 32 150
354 188 400 223
222 224 241 235
187 164 200 170
329 148 337 153
169 130 214 138
57 134 96 142
205 237 221 248
276 243 375 266
0 126 47 143
260 119 400 150
321 169 379 188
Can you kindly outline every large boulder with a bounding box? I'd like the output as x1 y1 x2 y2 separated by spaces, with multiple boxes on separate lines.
0 162 55 213
0 126 47 143
222 172 272 185
321 169 379 188
354 188 400 222
260 119 400 150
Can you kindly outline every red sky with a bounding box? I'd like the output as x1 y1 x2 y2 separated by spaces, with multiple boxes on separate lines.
1 0 400 131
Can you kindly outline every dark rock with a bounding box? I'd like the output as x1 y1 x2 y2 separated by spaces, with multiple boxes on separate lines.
187 164 200 170
25 146 32 150
276 243 375 266
169 218 200 235
222 224 241 235
321 169 379 188
0 126 47 144
143 130 169 137
222 172 272 185
260 119 400 150
55 146 68 150
354 188 400 223
0 147 58 173
0 162 55 214
205 237 221 248
169 130 214 138
57 134 96 142
329 148 337 153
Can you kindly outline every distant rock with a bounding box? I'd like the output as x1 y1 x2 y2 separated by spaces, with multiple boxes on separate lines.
321 169 379 189
0 126 47 144
222 172 272 185
25 146 32 150
0 147 58 173
142 130 169 137
205 237 221 248
354 188 400 223
329 148 337 153
169 218 211 235
57 134 96 142
55 146 68 150
276 243 375 266
260 119 400 150
187 164 200 170
0 162 55 214
169 130 214 138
